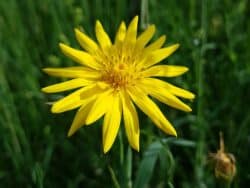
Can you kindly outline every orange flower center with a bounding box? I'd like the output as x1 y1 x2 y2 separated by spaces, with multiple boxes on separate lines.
99 47 142 89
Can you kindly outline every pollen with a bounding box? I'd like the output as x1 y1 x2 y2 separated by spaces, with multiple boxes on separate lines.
99 47 141 89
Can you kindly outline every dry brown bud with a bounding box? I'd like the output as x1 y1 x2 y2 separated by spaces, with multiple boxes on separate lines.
209 132 236 181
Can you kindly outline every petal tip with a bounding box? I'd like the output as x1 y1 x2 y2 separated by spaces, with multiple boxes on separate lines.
42 68 51 75
59 43 66 50
85 116 93 125
67 131 73 137
121 21 126 28
151 25 156 32
41 87 48 93
74 28 82 38
74 28 80 34
51 107 56 113
59 42 64 47
174 43 180 49
67 128 75 137
103 145 111 154
59 43 70 54
168 126 177 137
130 141 140 152
172 129 177 137
133 15 139 21
42 68 48 72
134 145 140 152
183 105 192 112
187 92 195 100
159 35 166 41
128 15 139 28
51 105 60 113
183 67 189 73
96 20 101 26
95 21 102 32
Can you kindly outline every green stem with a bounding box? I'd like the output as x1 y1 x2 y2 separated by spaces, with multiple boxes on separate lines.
108 165 121 188
195 0 207 186
140 0 149 29
119 130 124 166
226 181 231 188
125 147 132 188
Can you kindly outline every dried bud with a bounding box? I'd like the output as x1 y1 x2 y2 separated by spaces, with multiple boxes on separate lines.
209 132 236 181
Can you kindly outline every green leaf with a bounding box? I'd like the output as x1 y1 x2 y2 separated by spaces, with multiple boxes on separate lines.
164 138 196 147
134 141 163 188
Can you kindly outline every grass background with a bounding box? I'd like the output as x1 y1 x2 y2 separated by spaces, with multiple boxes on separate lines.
0 0 249 187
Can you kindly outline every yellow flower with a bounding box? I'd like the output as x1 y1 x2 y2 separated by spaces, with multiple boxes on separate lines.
42 16 195 153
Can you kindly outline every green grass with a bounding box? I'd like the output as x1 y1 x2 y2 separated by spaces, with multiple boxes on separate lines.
0 0 249 187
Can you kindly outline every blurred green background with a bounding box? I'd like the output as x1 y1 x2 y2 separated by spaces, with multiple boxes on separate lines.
0 0 249 187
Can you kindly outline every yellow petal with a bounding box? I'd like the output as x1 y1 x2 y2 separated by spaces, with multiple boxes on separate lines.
102 93 122 153
120 90 139 151
140 79 192 112
75 28 99 53
51 87 87 113
52 84 101 113
164 82 195 99
115 21 126 45
142 65 189 77
128 87 177 136
42 67 100 79
144 35 166 54
67 98 95 137
42 78 92 93
136 25 155 48
95 20 112 50
80 82 109 100
144 44 180 68
59 43 101 69
143 78 195 99
124 16 138 44
85 90 112 125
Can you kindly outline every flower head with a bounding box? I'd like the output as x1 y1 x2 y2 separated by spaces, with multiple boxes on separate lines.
42 16 195 153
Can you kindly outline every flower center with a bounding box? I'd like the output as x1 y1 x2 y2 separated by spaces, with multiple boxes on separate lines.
100 48 141 89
